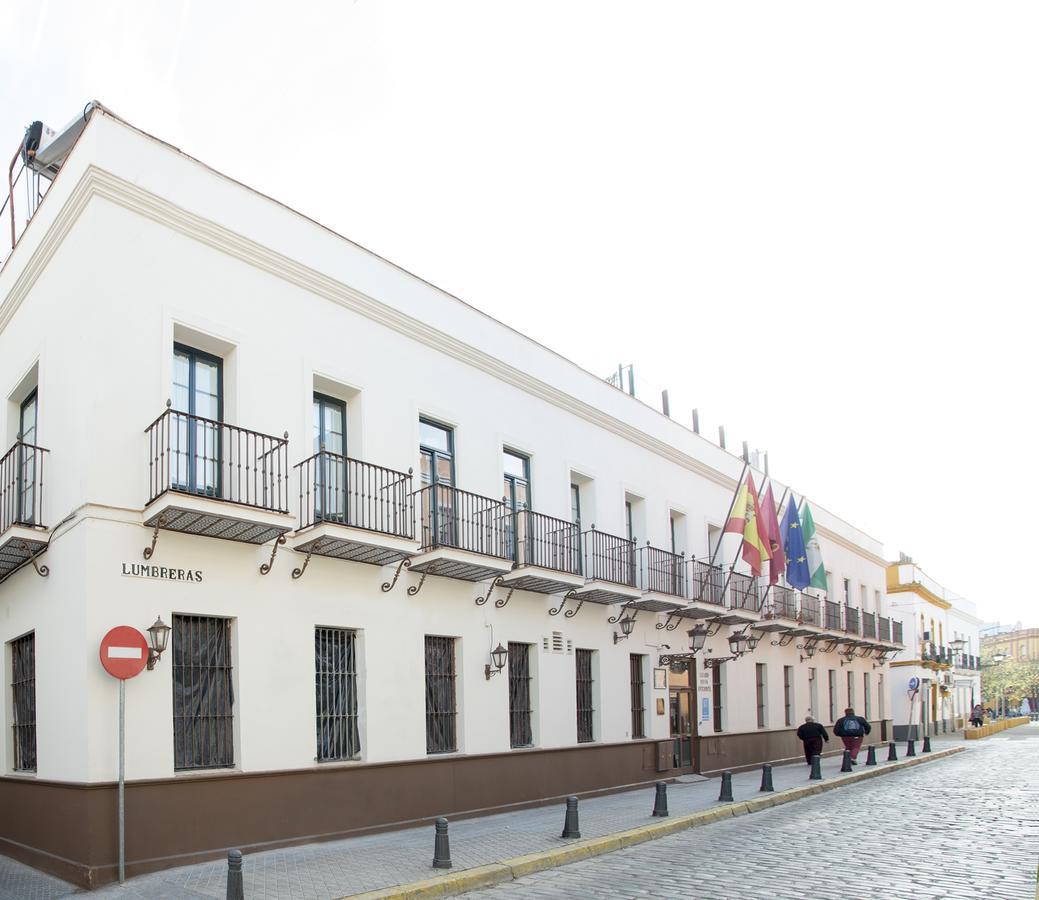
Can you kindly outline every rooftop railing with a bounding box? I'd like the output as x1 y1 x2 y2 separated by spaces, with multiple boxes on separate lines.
514 510 581 575
582 528 637 587
637 546 686 597
0 441 47 534
415 484 511 559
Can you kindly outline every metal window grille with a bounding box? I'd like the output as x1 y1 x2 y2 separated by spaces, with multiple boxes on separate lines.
425 636 457 754
575 649 594 743
828 670 837 723
863 672 871 720
847 670 855 709
712 662 724 732
629 654 646 739
315 627 360 761
755 663 767 728
508 642 533 748
11 633 36 772
783 666 794 727
172 615 234 771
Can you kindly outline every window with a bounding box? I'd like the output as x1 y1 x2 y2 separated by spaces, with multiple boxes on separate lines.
783 665 794 727
172 615 234 771
755 664 767 728
828 670 837 722
10 633 36 772
570 483 581 526
809 668 818 719
874 590 881 615
843 578 851 605
419 420 455 548
624 501 633 542
18 390 38 525
315 627 360 762
847 670 855 709
712 662 724 732
503 450 530 512
860 584 868 611
878 673 885 720
575 649 594 742
172 344 223 496
508 642 533 748
630 654 646 739
313 394 347 522
863 672 871 720
419 419 454 487
425 636 457 754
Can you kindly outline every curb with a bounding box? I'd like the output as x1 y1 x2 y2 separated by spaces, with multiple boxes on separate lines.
345 747 964 899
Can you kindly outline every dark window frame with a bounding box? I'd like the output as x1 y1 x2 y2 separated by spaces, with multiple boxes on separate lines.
755 663 767 729
17 389 38 525
576 649 595 743
712 661 724 732
419 418 455 487
10 632 36 772
315 626 360 762
172 342 224 497
629 654 646 739
425 635 457 754
508 642 533 748
783 665 794 727
828 669 837 723
503 449 531 512
172 614 234 771
570 483 581 527
313 393 348 523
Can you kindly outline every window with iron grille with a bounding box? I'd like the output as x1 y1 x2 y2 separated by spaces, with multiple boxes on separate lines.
629 654 645 739
172 615 234 771
315 627 360 761
755 663 767 728
712 662 724 732
508 642 533 748
828 669 837 723
575 649 594 743
863 672 871 720
783 665 794 727
10 633 36 772
847 670 855 709
425 636 457 753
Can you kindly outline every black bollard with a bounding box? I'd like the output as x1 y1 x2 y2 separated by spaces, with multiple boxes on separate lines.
561 796 581 838
652 781 669 817
840 750 853 773
809 754 822 780
887 741 898 762
922 735 932 753
432 817 452 869
760 764 774 792
906 739 916 757
865 744 877 766
718 771 734 802
226 849 244 900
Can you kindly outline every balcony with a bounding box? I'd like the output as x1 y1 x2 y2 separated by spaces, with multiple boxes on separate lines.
877 615 892 642
891 620 904 645
291 451 416 567
571 528 642 605
0 441 49 583
843 605 861 636
409 484 514 582
862 612 877 640
630 546 687 612
799 593 821 627
823 599 843 634
143 408 293 547
500 510 584 594
756 585 803 637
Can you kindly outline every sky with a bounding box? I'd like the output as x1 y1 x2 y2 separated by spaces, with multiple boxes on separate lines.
2 1 1035 626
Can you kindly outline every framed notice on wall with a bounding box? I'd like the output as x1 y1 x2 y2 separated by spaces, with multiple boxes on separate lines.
656 698 666 716
653 668 667 690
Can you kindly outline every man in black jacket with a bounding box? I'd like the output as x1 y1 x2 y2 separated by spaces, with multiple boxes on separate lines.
833 707 871 764
796 715 829 765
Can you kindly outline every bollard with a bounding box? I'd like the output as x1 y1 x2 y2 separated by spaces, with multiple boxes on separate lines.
865 744 877 766
887 741 898 762
226 849 244 900
432 817 452 869
840 750 853 773
718 771 734 802
809 755 822 780
760 764 774 792
652 781 669 817
561 796 581 838
922 735 932 753
906 739 916 757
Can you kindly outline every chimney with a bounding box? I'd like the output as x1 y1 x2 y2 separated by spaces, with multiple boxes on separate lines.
661 390 670 417
718 425 726 450
691 408 700 434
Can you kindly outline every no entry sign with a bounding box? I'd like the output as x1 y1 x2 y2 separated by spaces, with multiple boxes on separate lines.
100 626 149 680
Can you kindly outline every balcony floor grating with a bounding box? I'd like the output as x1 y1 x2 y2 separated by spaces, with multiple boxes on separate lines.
145 506 290 545
409 555 511 583
0 535 47 584
294 536 411 568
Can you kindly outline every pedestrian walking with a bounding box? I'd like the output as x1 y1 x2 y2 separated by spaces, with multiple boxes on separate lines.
969 704 984 728
833 707 871 764
796 715 829 765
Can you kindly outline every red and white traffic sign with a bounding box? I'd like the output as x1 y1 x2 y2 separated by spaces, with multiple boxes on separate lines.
99 626 149 680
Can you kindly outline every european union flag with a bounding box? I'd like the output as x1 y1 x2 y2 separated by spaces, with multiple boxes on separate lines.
782 499 810 590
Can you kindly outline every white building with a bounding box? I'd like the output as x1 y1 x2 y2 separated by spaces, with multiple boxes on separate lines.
0 105 904 888
885 561 982 740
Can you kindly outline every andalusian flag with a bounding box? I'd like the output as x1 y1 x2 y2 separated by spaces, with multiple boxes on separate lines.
800 501 828 590
723 472 772 577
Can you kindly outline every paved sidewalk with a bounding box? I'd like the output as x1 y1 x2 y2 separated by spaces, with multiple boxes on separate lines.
0 736 965 900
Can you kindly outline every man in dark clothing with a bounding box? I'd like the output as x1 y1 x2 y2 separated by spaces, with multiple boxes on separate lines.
833 707 871 763
796 715 829 764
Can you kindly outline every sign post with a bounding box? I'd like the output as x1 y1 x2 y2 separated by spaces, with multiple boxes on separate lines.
99 626 149 885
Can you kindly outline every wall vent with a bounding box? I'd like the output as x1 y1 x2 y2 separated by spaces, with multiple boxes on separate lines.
543 631 566 654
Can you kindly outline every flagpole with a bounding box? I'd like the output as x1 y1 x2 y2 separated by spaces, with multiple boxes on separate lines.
707 461 748 572
756 485 790 611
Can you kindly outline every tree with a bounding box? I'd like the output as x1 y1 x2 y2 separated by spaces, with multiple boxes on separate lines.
981 654 1039 709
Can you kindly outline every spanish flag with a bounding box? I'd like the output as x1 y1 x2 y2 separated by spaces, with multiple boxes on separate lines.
723 472 772 577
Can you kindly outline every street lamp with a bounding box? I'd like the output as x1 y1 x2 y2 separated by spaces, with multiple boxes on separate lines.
688 624 709 653
146 617 171 670
728 631 750 657
613 615 636 644
485 643 509 680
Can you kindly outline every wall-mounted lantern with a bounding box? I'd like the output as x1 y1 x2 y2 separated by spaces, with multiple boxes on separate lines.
485 643 509 680
613 615 636 644
146 617 171 670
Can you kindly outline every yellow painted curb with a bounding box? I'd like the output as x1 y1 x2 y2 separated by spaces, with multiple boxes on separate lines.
340 747 965 899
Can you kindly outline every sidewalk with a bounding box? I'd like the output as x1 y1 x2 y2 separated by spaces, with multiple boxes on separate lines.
0 737 966 900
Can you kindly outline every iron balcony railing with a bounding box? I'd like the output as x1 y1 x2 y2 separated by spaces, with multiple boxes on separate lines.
877 616 892 642
582 528 636 587
764 586 799 621
415 484 511 559
862 612 877 640
728 571 759 613
799 593 821 626
0 441 47 534
146 407 290 513
688 560 726 606
891 620 904 644
295 450 414 539
637 546 686 597
513 510 581 575
843 605 860 635
824 600 842 631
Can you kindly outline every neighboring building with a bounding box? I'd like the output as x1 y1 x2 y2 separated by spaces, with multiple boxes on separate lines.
979 621 1019 638
886 562 982 740
981 626 1039 662
0 105 904 887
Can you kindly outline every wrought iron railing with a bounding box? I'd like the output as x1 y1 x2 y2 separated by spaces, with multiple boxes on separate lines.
688 560 726 606
295 450 413 539
843 605 860 635
0 441 47 533
637 546 686 597
877 616 891 642
513 510 581 575
764 586 799 620
582 528 636 587
862 612 877 640
824 600 842 631
146 407 290 512
891 620 903 644
415 484 511 558
729 571 759 613
799 593 820 626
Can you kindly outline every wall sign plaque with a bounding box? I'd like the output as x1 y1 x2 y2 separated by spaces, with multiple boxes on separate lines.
121 563 203 583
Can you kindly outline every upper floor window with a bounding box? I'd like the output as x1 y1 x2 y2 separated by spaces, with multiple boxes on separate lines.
625 501 634 542
419 419 454 487
570 483 581 527
313 394 347 522
18 390 38 525
843 578 851 605
172 344 223 496
313 394 346 455
503 449 530 512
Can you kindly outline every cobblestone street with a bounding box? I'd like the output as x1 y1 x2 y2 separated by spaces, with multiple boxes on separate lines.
465 728 1039 900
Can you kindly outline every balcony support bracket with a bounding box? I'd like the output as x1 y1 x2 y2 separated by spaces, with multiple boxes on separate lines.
407 562 436 597
142 514 165 561
608 602 638 625
381 558 411 593
259 535 286 575
656 611 680 632
292 539 324 580
475 575 516 610
18 541 49 579
770 633 795 647
548 589 581 618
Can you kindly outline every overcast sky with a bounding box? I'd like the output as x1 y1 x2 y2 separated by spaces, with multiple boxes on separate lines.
2 2 1035 627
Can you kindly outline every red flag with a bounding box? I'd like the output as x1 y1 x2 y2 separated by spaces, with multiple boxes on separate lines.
759 484 786 585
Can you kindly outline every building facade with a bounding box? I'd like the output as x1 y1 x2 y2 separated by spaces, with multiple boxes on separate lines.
1 106 904 887
886 562 982 740
981 626 1039 663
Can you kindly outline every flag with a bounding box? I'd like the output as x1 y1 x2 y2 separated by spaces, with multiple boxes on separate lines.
781 498 810 590
801 501 828 591
759 483 785 585
723 472 772 576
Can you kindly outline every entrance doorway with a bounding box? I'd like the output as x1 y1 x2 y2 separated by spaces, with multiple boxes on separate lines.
669 665 695 770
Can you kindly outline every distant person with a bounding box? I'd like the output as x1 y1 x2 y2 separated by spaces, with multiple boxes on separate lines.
833 707 871 764
970 704 984 728
796 715 829 765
